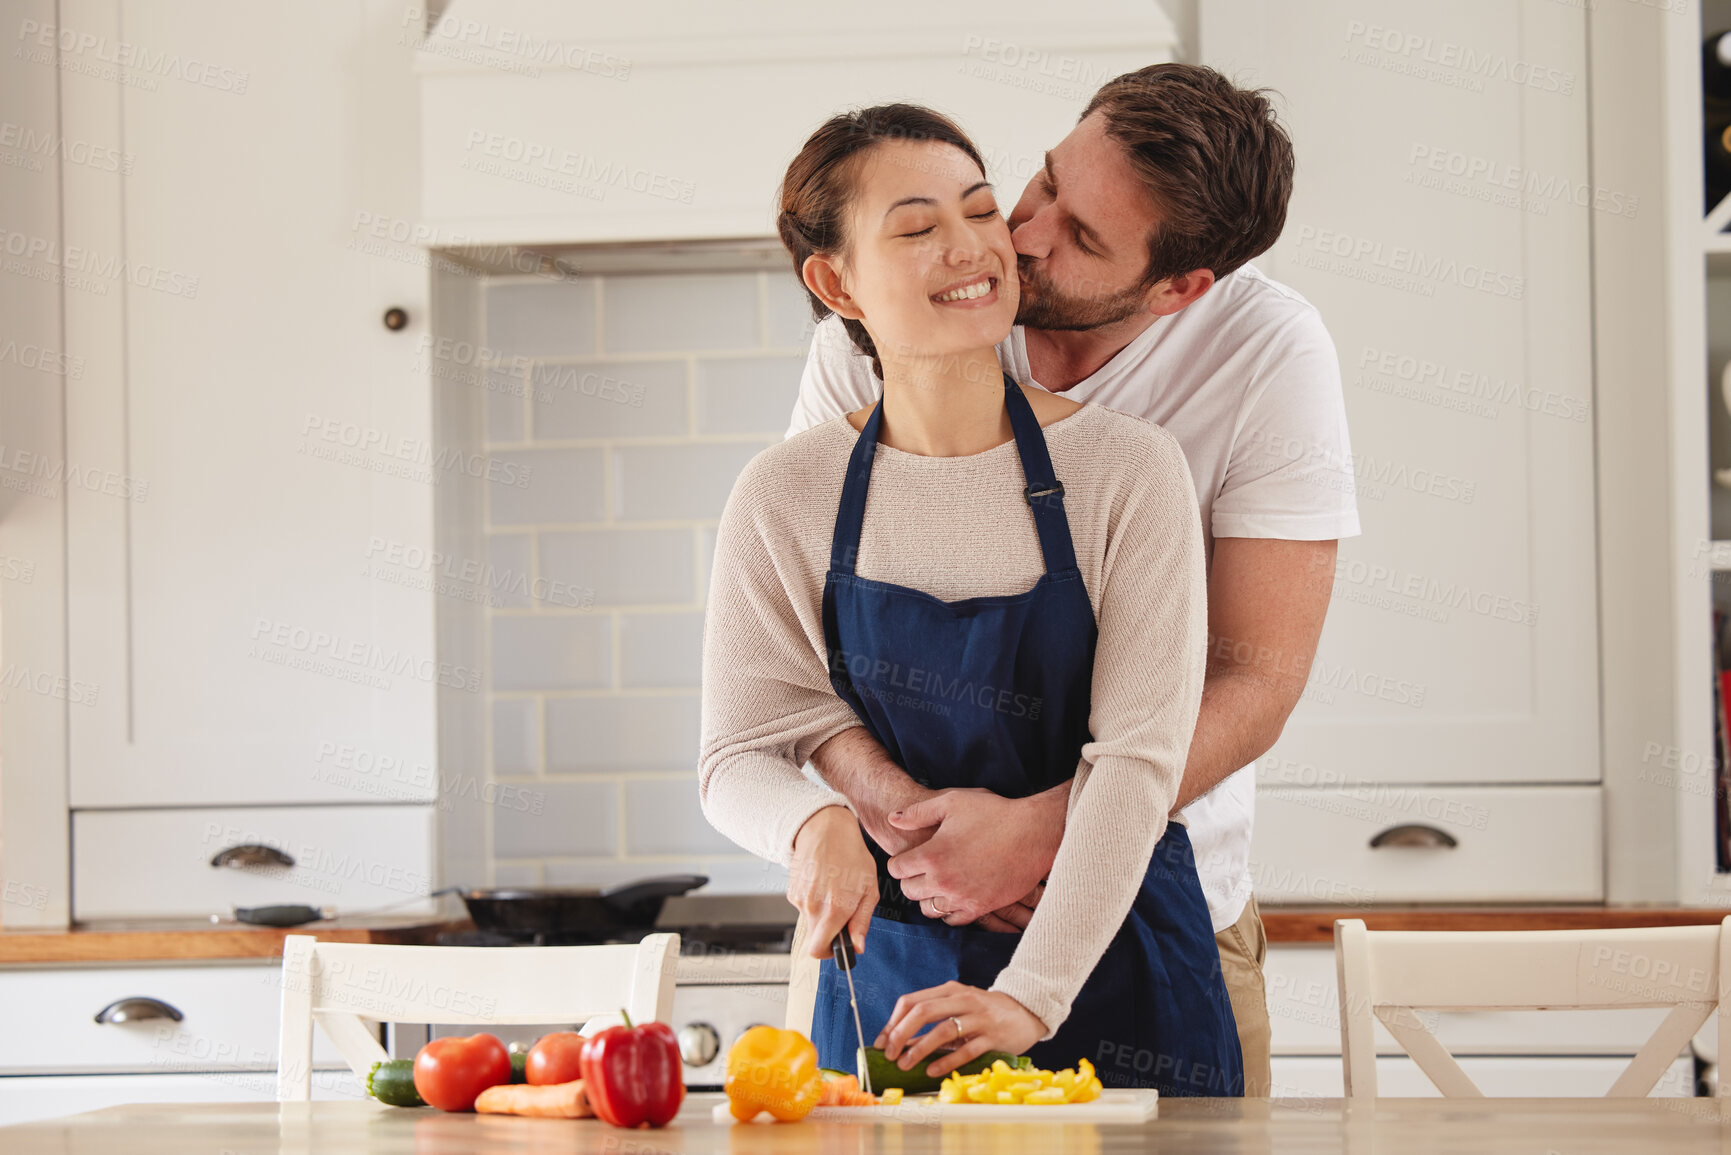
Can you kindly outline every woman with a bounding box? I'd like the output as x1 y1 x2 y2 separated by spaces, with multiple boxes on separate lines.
698 104 1240 1095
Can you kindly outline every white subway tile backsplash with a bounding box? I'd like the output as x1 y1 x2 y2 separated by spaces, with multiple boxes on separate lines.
695 355 805 435
490 861 544 887
696 526 718 601
545 695 699 774
487 449 607 526
620 613 704 688
539 529 696 606
475 265 804 878
764 272 817 349
613 442 764 520
486 369 527 442
486 280 599 357
491 615 612 691
494 780 619 858
625 778 740 855
533 359 689 440
488 534 533 609
603 273 760 353
492 698 539 775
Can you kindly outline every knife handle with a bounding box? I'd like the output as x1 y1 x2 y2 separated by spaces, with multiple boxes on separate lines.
831 932 857 971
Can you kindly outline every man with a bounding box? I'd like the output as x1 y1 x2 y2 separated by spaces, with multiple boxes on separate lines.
783 63 1360 1095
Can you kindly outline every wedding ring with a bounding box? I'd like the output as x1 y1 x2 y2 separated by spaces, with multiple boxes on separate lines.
931 895 946 916
951 1016 965 1043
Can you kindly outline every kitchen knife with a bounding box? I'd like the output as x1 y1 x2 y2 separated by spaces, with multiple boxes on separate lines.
831 932 872 1095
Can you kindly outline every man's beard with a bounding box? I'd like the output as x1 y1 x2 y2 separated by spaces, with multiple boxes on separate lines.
1013 256 1148 332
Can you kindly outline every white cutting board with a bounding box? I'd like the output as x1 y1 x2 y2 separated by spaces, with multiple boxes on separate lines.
714 1089 1158 1124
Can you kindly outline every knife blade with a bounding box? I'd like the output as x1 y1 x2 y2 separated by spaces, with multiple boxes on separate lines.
831 932 872 1095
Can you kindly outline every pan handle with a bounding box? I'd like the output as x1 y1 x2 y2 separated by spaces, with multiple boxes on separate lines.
600 873 708 916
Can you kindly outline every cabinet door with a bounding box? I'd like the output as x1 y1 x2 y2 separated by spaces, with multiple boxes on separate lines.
1202 1 1598 786
59 1 439 806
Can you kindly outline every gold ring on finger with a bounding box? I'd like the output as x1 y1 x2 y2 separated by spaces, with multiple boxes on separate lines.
951 1016 965 1043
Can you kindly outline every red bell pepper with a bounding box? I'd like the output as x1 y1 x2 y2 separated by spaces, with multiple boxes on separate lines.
578 1010 685 1128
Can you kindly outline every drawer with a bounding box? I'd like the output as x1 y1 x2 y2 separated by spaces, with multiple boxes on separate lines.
1270 1056 1693 1099
1251 785 1601 904
0 1071 363 1128
0 964 348 1076
73 805 436 920
1265 946 1675 1057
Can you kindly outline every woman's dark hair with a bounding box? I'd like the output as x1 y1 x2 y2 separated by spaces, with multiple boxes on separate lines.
777 104 987 380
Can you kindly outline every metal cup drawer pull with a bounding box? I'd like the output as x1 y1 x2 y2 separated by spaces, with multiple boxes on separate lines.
209 843 294 870
94 997 184 1025
1369 824 1459 849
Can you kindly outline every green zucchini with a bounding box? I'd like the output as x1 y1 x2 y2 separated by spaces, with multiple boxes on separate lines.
510 1049 529 1084
858 1046 1033 1094
366 1059 425 1107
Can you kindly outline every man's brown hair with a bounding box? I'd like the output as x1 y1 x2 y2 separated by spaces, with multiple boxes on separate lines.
1080 63 1294 286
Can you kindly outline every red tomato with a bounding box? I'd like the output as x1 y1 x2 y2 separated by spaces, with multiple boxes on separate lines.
525 1031 588 1086
413 1033 511 1112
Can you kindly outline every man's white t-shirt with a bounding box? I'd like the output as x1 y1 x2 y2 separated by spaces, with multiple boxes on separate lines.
785 262 1362 933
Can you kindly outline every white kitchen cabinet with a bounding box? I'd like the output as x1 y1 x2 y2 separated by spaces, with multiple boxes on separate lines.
1252 785 1602 904
0 959 361 1127
0 962 349 1077
71 806 436 921
1203 0 1598 792
56 1 441 811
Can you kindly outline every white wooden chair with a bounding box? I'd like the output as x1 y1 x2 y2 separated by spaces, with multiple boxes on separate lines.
275 932 678 1101
1335 917 1731 1098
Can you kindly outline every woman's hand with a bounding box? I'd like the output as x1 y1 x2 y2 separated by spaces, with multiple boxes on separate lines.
788 805 878 958
872 981 1046 1078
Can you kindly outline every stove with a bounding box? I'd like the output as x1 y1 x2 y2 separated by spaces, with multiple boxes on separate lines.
413 892 798 1089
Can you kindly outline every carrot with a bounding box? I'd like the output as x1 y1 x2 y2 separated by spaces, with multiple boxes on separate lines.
474 1079 592 1118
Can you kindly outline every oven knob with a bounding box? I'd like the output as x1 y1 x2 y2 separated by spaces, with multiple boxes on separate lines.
677 1022 720 1067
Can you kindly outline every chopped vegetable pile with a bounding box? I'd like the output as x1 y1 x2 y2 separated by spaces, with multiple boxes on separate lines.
937 1057 1104 1105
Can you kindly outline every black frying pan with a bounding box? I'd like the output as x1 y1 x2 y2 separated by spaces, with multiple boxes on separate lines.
457 873 708 940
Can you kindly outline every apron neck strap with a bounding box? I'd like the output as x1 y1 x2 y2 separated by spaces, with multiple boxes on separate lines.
1001 372 1079 574
828 373 1078 576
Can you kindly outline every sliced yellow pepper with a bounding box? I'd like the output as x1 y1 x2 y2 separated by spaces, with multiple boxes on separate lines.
725 1026 823 1122
937 1055 1106 1105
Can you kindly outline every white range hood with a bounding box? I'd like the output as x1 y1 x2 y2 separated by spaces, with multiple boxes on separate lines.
412 0 1179 246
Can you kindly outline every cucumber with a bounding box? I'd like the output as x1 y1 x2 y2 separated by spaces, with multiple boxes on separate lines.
858 1046 1033 1094
366 1059 425 1107
510 1049 529 1084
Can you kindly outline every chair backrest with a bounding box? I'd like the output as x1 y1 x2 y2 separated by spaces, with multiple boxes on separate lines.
275 932 678 1101
784 911 820 1035
1335 917 1731 1098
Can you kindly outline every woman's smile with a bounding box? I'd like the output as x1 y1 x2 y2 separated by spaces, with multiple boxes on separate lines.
931 274 999 307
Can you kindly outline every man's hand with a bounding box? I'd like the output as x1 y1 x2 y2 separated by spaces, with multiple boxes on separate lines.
810 727 937 856
974 884 1043 933
884 786 1066 926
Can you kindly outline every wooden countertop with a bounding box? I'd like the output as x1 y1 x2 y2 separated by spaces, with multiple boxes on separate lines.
5 906 1727 961
1260 905 1731 943
0 917 467 965
7 1095 1731 1153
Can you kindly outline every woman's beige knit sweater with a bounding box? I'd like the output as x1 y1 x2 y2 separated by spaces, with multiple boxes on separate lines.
698 402 1207 1036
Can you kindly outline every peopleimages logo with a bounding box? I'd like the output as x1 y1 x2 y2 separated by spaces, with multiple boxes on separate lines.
1342 20 1576 95
826 647 1042 720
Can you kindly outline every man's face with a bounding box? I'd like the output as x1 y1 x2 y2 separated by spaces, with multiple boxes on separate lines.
1008 112 1160 331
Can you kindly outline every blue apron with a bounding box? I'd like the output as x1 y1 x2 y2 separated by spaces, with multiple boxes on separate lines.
814 375 1242 1097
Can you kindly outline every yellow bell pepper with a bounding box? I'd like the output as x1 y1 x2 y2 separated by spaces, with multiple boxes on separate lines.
724 1026 823 1122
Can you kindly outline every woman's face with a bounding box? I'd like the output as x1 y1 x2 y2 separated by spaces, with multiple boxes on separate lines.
833 140 1019 371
